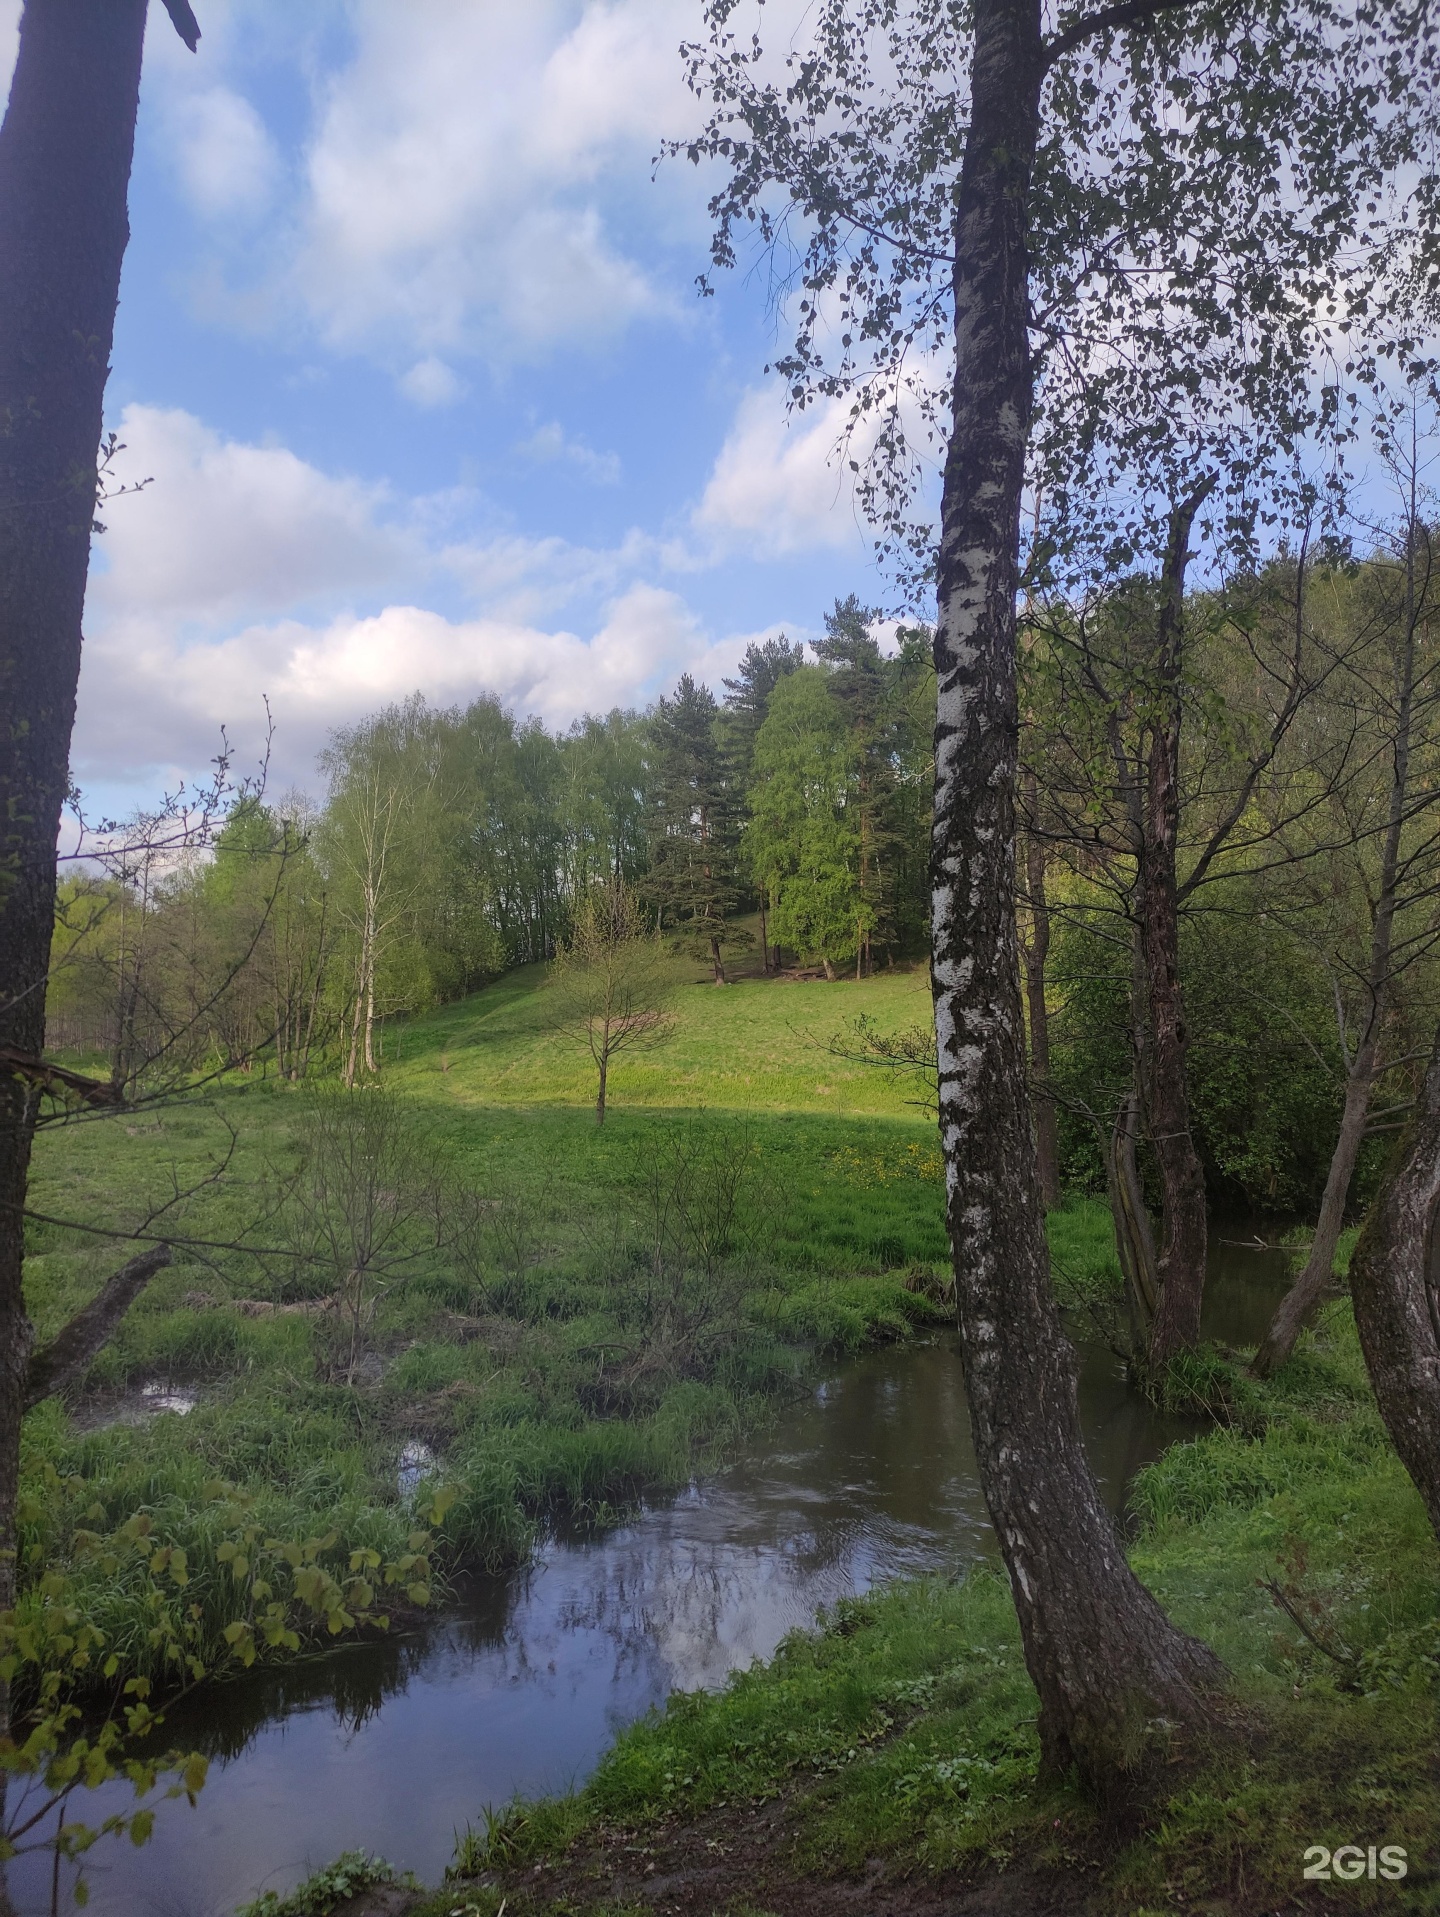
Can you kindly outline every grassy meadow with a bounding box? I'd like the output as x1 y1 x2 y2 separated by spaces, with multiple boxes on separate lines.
27 952 1440 1915
20 957 974 1685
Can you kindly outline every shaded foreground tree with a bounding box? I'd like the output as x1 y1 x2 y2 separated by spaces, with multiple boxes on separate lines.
681 0 1436 1783
550 880 674 1123
0 2 200 1902
1255 433 1440 1378
1348 1021 1440 1543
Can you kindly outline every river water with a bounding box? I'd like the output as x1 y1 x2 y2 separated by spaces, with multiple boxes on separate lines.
10 1230 1291 1917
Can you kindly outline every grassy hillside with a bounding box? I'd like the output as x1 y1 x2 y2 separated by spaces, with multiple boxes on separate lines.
386 954 938 1118
18 960 970 1691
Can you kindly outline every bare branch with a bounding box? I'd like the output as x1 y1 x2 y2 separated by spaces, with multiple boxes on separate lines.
159 0 200 53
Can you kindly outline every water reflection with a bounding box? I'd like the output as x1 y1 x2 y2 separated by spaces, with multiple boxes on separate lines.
11 1231 1294 1917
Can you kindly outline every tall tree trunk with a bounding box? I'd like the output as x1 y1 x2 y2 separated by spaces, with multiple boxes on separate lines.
1349 1024 1440 1544
344 985 362 1090
361 889 378 1074
931 0 1221 1786
1254 520 1422 1377
0 0 152 1887
759 896 771 974
1107 1085 1160 1350
1251 1049 1376 1376
1021 794 1060 1207
1141 483 1214 1368
710 930 726 985
595 1050 608 1125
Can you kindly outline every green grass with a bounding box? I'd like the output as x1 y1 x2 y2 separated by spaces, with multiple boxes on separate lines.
435 1310 1440 1915
386 952 938 1118
20 959 959 1688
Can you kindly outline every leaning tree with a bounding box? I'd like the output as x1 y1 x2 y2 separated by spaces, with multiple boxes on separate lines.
677 0 1437 1785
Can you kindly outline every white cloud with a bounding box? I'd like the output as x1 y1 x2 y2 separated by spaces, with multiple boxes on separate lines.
518 421 621 485
293 0 698 362
399 356 466 409
71 404 759 796
695 385 873 558
91 404 414 624
74 583 754 795
165 85 282 220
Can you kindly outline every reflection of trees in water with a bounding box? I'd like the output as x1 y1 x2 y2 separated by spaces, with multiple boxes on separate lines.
127 1333 1223 1785
1201 1232 1295 1348
547 1507 923 1694
158 1570 524 1761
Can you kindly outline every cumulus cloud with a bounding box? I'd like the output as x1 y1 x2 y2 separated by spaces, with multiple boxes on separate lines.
76 584 752 796
695 386 873 558
398 356 467 409
90 404 415 624
293 0 698 362
72 406 757 797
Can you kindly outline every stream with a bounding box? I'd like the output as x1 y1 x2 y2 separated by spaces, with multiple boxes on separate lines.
10 1230 1293 1917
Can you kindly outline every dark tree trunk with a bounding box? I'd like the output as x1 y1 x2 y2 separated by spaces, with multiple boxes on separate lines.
0 0 151 1857
931 0 1222 1786
1349 1025 1440 1544
1022 803 1060 1207
25 1246 170 1408
1107 1086 1160 1348
1251 1056 1374 1377
1141 484 1214 1367
1255 527 1421 1377
709 931 726 985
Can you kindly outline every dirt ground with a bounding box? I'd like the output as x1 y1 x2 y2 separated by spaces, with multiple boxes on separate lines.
359 1789 1103 1917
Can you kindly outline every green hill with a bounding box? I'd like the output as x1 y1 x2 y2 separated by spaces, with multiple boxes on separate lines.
18 960 976 1689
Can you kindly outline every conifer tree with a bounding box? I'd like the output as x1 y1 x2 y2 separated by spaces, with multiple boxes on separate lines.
722 637 806 969
645 675 748 983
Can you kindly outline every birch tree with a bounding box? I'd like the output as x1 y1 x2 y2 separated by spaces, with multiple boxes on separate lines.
679 0 1437 1785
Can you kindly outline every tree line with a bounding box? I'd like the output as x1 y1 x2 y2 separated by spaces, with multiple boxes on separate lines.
41 596 936 1085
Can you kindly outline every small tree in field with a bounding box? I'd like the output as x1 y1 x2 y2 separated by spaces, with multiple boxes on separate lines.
551 881 673 1124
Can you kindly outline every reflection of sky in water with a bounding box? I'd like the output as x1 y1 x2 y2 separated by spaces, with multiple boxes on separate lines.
11 1239 1290 1917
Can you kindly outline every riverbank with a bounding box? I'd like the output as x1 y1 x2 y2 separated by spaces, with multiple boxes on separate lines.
404 1306 1440 1916
19 965 965 1697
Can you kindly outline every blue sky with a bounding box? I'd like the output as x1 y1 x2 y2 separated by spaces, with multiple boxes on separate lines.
5 1 889 811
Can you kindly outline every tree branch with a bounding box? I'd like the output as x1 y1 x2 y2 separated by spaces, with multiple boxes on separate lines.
1043 0 1201 69
160 0 201 53
26 1245 172 1409
0 1043 124 1109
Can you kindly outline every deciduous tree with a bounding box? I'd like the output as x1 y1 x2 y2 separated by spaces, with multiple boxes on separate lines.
680 0 1437 1784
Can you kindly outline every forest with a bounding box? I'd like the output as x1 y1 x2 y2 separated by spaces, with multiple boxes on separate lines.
4 2 1440 1917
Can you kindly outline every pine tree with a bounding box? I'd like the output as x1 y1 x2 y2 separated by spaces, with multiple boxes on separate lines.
746 666 866 978
721 636 805 969
645 675 748 983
